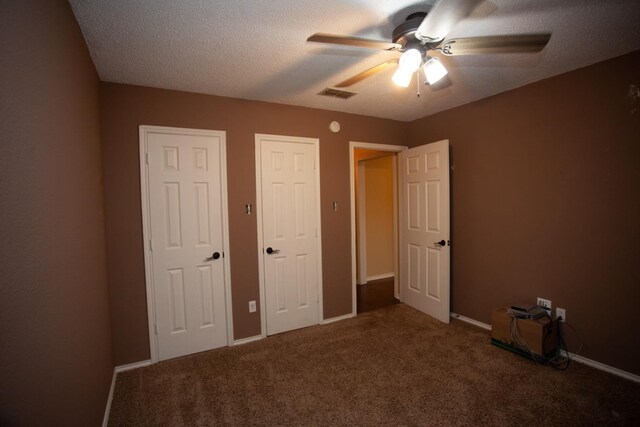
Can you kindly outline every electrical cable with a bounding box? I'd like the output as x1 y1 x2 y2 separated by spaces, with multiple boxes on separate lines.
506 312 579 370
560 320 584 356
554 322 570 370
508 315 547 364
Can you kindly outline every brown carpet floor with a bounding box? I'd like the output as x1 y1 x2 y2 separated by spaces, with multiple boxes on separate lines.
109 304 640 426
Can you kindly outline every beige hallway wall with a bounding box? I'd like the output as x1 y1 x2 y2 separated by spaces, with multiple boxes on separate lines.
364 156 394 278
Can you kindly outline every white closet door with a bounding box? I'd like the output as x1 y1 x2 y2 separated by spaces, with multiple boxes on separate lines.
146 129 229 361
257 134 320 336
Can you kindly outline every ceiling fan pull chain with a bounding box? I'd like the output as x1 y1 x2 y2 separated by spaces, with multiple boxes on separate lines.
416 69 421 98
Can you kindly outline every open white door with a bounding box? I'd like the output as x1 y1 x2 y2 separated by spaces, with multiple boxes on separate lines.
399 140 450 323
256 134 322 336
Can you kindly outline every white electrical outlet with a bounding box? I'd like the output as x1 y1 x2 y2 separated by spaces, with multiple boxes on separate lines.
556 307 566 322
249 300 256 313
537 297 552 315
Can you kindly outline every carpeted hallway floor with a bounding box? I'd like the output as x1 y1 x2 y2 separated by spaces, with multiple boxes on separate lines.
357 277 399 314
108 304 640 426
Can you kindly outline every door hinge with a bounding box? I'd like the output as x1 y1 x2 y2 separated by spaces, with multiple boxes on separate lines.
149 239 153 251
154 324 158 335
222 251 225 258
315 227 318 238
145 153 149 164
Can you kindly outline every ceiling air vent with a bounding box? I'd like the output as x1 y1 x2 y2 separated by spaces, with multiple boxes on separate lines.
318 88 357 99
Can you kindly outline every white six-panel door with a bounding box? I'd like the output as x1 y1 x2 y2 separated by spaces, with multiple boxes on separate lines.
256 134 321 336
142 126 231 361
399 140 450 323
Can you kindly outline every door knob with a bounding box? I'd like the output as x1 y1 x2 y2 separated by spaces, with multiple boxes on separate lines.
204 251 221 261
266 247 280 255
434 240 446 247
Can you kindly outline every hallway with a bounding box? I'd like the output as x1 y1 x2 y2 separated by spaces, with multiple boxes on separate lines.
356 277 399 314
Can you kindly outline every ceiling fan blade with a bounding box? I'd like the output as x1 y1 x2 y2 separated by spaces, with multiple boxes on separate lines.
416 0 483 43
439 34 551 56
307 33 401 51
334 60 399 88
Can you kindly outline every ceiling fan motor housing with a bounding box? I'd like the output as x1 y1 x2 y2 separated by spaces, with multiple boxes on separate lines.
392 12 427 53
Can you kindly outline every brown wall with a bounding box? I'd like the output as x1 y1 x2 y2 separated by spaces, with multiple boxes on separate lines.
99 84 407 365
407 51 640 374
0 1 113 425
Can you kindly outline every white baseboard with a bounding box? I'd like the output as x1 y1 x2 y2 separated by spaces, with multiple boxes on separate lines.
233 334 264 346
450 312 492 330
321 312 356 325
102 369 117 427
366 272 395 282
559 350 640 383
115 359 152 373
103 359 152 427
450 312 640 383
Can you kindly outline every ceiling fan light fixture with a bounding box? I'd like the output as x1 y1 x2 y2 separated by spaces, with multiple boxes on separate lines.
423 56 448 85
392 68 413 87
398 48 422 73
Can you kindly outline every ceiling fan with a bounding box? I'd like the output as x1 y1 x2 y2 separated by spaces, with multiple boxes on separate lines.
307 0 551 90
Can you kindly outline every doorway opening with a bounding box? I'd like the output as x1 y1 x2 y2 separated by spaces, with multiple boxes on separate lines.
349 142 407 315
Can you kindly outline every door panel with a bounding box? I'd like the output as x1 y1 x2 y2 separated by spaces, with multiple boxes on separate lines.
258 136 320 335
147 130 228 361
400 140 450 323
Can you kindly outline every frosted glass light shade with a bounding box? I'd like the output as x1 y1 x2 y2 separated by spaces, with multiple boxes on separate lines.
392 68 413 87
398 49 422 73
423 57 448 85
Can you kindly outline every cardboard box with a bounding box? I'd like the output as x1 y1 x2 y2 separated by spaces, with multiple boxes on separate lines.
491 308 558 357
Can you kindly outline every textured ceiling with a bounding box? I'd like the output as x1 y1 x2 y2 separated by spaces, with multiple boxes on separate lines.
69 0 640 122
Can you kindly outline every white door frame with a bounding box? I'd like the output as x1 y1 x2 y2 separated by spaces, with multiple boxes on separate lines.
349 141 407 315
139 125 234 364
255 133 324 338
